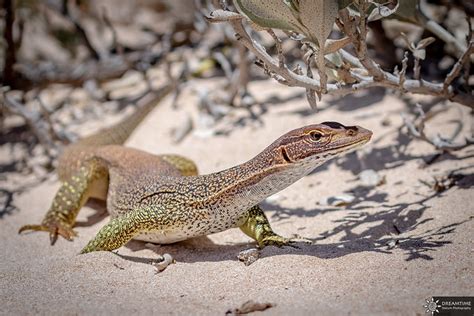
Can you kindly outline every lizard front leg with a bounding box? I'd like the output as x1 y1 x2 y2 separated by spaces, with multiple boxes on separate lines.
19 157 108 245
239 205 298 248
80 207 160 253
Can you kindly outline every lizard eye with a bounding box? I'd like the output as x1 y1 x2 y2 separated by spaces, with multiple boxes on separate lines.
309 131 323 142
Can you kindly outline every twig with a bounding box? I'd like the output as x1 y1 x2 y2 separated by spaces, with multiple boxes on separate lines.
102 7 122 55
14 50 163 88
443 41 474 93
402 104 474 151
2 90 59 156
463 16 472 91
422 16 468 58
341 3 385 81
61 0 100 60
213 52 233 80
399 52 408 91
302 44 318 110
237 43 251 103
2 0 16 87
266 29 285 69
413 56 421 81
36 95 73 144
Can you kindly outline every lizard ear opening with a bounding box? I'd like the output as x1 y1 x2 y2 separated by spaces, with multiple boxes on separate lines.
281 147 293 163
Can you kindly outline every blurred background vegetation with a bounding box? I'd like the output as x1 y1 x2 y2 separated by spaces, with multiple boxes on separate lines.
0 0 472 184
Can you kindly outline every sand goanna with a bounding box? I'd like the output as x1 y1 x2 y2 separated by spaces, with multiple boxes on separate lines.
19 89 372 253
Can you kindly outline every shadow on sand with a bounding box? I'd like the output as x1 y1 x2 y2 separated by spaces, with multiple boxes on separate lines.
116 172 472 265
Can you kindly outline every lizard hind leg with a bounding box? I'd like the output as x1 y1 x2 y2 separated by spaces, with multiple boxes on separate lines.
160 154 199 176
19 157 109 245
239 205 301 248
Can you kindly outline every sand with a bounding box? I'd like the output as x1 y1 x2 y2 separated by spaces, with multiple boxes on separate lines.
1 79 473 315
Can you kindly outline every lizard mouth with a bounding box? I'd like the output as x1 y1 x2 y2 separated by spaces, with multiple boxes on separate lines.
329 134 371 154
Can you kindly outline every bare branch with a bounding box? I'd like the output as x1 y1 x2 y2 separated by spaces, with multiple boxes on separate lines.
206 8 474 109
266 29 285 69
36 95 73 145
102 7 122 55
61 0 100 60
399 52 408 91
443 41 474 93
463 16 472 91
1 90 59 155
304 48 317 110
422 16 468 58
413 57 421 81
2 0 17 87
339 5 385 81
402 104 474 152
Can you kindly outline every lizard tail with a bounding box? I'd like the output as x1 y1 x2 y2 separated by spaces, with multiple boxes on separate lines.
77 83 174 147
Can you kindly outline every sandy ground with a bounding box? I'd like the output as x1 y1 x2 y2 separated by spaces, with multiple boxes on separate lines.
1 79 473 315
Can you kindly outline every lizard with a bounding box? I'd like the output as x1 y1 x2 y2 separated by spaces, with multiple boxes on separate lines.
19 99 372 253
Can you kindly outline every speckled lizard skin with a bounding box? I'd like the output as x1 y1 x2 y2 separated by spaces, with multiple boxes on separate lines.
19 91 372 253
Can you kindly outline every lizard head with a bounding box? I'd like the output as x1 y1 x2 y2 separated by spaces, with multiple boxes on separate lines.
268 121 372 167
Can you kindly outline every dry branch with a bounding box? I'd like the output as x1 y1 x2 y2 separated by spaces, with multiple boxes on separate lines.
1 90 60 156
2 0 17 87
402 104 474 152
206 5 474 109
15 51 163 88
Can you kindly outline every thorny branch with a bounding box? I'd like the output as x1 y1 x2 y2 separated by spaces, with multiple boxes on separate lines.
206 2 474 109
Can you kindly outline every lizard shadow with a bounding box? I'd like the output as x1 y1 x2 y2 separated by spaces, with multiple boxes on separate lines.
93 173 474 265
263 183 389 223
116 195 471 265
120 236 252 264
116 216 467 265
270 172 472 261
72 166 474 265
74 199 109 227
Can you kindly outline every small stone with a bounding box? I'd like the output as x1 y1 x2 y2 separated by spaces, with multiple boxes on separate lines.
386 239 399 250
320 194 355 206
226 300 274 315
237 248 260 266
193 113 216 139
359 169 386 187
381 117 391 126
152 253 174 273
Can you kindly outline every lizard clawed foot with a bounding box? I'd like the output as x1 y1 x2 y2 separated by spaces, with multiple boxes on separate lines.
19 221 77 245
259 234 299 249
259 234 313 249
289 234 313 245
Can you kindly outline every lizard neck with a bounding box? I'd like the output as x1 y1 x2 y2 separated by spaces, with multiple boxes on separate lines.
203 149 320 210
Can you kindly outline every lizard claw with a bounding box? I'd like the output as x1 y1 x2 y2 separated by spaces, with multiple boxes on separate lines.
259 235 300 249
259 234 313 249
19 222 77 245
